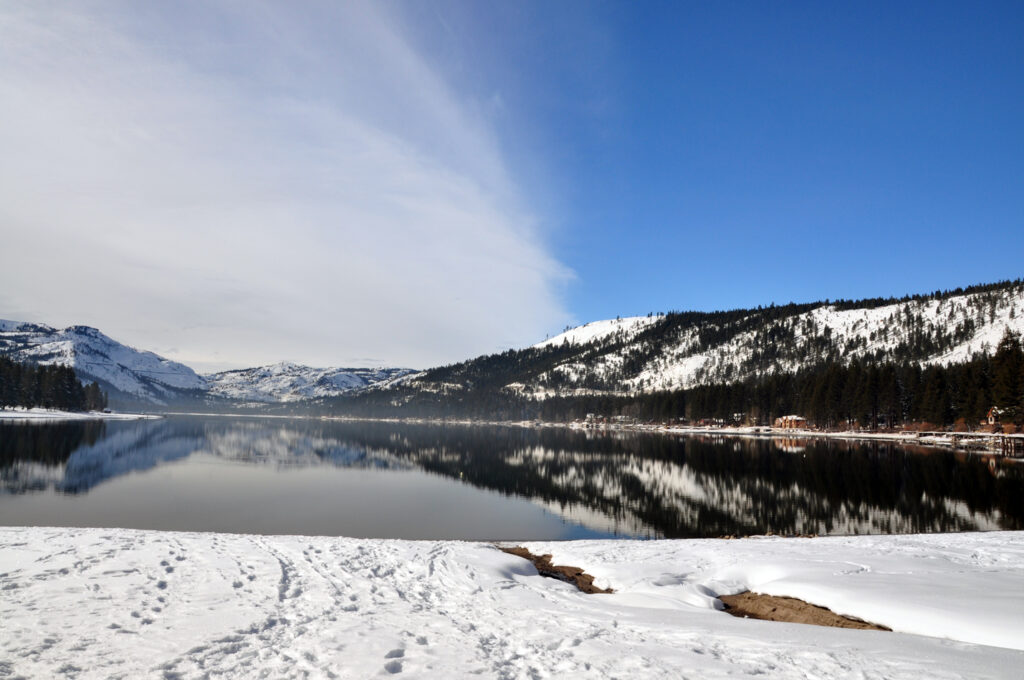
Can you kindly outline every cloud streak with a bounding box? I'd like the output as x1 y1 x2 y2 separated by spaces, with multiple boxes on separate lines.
0 1 570 371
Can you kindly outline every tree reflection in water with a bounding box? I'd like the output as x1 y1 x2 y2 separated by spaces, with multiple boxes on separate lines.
2 418 1022 537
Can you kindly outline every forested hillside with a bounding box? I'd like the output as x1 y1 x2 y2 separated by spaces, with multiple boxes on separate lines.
406 279 1024 398
320 329 1024 429
322 280 1024 428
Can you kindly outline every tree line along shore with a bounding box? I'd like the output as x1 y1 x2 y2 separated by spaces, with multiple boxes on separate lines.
318 330 1024 433
0 356 107 413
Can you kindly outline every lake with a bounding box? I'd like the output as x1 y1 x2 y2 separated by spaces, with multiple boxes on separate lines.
2 415 1022 540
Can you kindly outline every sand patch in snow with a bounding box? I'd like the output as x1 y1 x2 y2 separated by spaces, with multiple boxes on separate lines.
721 591 891 631
500 546 612 594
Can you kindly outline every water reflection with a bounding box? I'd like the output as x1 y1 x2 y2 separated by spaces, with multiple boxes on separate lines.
1 417 1022 538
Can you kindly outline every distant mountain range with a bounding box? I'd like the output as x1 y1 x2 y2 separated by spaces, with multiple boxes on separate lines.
3 279 1023 410
0 320 414 406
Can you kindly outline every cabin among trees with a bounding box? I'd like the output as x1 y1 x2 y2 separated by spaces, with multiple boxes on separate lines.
773 415 808 429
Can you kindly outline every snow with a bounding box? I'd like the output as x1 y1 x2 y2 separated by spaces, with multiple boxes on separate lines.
518 285 1024 396
1 528 1022 678
0 320 205 401
1 320 415 404
204 362 415 403
636 291 1024 391
534 316 660 349
0 407 159 422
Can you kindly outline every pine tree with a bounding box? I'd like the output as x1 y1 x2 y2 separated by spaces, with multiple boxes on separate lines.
992 330 1023 421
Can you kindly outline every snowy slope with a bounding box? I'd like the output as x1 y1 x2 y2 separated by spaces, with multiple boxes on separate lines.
633 286 1024 391
0 320 206 402
533 315 661 349
0 321 415 405
204 362 415 402
506 282 1024 396
1 528 1022 678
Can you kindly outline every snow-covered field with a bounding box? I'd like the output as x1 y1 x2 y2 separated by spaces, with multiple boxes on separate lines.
0 407 159 421
1 528 1021 679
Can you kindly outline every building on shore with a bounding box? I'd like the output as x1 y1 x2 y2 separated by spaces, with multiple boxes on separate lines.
774 415 808 429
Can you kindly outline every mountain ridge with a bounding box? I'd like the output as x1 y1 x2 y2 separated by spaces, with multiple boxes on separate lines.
204 361 415 403
4 278 1023 409
400 279 1024 399
0 321 415 406
0 320 205 404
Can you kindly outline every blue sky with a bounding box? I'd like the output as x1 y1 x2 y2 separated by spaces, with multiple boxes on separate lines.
409 1 1024 324
1 1 1021 368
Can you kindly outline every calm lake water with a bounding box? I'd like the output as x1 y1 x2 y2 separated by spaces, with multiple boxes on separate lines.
2 416 1022 540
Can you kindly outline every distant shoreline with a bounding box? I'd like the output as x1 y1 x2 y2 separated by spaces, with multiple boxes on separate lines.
634 423 1024 455
0 407 160 422
315 414 1024 457
61 409 1023 458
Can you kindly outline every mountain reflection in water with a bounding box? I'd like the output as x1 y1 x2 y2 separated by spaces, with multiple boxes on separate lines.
2 416 1022 539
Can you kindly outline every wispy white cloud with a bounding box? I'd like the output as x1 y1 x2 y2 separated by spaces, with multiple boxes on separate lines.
0 1 571 370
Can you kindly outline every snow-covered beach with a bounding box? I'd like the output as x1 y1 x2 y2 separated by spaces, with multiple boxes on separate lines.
0 408 159 422
2 528 1022 679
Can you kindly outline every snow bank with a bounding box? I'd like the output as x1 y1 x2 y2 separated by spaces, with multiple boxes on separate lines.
1 528 1022 679
525 532 1024 652
0 407 159 421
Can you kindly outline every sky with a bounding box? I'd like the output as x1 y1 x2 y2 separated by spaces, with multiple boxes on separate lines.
1 1 1022 371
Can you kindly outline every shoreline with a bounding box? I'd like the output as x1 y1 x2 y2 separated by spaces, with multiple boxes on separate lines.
316 413 1024 458
0 407 161 422
66 409 1024 458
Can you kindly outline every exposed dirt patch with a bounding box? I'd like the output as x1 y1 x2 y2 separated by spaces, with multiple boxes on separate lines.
720 592 890 631
499 547 612 594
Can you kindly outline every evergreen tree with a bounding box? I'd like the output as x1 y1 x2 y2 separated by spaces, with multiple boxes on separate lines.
992 330 1024 422
0 357 107 411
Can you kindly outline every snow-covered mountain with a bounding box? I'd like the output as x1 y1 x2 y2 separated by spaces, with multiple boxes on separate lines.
0 321 414 406
404 280 1024 398
204 362 415 403
0 320 205 403
6 279 1023 409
